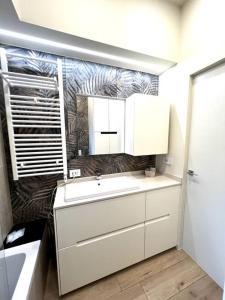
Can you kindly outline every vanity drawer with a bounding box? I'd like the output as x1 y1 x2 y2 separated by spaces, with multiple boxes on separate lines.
145 214 178 258
55 193 145 249
58 223 145 295
146 186 180 221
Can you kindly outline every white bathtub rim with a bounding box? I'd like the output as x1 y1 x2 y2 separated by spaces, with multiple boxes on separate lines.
5 240 41 300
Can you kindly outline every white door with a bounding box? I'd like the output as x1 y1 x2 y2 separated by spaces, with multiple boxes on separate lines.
183 63 225 288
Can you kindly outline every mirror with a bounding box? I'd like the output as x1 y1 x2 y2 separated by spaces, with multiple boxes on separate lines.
75 95 125 156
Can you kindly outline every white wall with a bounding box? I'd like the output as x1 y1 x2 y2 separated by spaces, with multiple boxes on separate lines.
157 1 225 290
12 0 180 62
157 65 190 178
181 0 225 62
158 0 225 179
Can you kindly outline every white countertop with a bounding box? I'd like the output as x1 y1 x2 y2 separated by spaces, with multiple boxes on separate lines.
54 172 181 210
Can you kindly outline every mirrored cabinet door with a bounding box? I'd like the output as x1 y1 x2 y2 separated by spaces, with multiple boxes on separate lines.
109 100 125 154
90 98 109 132
88 97 125 155
93 132 110 155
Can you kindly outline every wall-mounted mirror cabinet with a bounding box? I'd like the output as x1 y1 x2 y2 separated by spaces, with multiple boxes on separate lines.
74 95 125 156
74 94 169 157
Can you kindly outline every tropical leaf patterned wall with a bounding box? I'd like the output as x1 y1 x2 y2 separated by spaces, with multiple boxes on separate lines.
0 45 158 224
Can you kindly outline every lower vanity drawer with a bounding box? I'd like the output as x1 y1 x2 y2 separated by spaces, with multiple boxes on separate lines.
145 214 178 259
56 193 145 249
58 223 145 295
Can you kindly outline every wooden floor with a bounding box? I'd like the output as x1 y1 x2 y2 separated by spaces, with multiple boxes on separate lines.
44 249 223 300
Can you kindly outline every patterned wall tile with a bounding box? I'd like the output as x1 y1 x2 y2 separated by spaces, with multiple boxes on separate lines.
0 45 158 224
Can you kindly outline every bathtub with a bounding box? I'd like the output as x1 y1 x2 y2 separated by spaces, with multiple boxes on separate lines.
0 222 49 300
4 241 41 300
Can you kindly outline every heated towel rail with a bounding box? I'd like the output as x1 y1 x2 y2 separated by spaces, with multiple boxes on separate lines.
0 48 67 180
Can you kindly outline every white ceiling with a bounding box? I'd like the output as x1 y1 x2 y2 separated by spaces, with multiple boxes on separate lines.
0 0 176 75
10 0 180 62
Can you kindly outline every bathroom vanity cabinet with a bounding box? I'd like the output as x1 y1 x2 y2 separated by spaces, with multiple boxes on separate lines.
54 177 181 295
125 94 170 156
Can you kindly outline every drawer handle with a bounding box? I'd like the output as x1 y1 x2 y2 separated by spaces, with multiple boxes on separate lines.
76 223 144 247
146 214 170 225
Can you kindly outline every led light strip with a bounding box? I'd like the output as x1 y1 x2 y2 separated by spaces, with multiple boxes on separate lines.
0 28 160 71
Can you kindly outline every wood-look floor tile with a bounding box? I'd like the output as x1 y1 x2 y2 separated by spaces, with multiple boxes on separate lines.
116 249 188 290
44 250 222 300
169 275 223 300
141 257 206 300
107 284 148 300
62 276 120 300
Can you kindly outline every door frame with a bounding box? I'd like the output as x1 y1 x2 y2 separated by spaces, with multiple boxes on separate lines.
179 60 225 290
177 75 193 250
179 57 225 253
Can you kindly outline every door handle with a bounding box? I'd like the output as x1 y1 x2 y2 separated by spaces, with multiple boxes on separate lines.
187 170 198 176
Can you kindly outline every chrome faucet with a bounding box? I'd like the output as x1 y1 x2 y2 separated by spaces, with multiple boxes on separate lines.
95 169 102 180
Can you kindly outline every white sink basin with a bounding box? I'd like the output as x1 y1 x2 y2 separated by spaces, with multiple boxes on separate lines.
64 176 140 202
